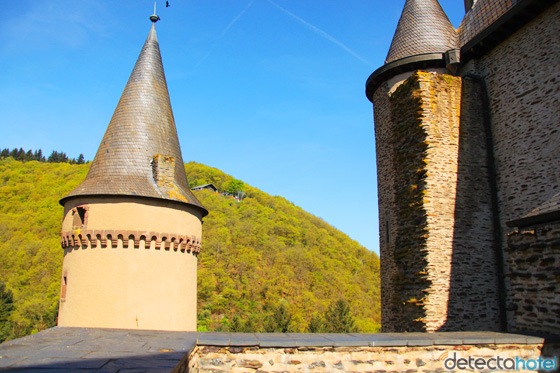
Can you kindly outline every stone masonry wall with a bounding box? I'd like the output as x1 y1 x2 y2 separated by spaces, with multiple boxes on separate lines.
373 71 502 332
413 72 463 332
443 76 502 331
372 81 399 332
506 221 560 335
187 343 547 372
478 2 560 239
471 3 560 333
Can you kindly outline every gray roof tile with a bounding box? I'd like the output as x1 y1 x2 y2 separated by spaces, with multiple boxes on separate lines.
459 0 516 46
386 0 458 63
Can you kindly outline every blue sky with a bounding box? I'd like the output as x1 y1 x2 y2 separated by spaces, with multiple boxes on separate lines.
1 0 466 254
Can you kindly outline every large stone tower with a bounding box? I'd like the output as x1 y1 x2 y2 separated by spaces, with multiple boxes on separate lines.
366 0 502 333
58 14 207 331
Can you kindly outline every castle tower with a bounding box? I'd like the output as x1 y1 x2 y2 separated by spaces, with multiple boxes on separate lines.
57 13 207 331
366 0 502 332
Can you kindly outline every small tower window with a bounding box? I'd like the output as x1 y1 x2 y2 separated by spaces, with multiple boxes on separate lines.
72 206 88 229
61 275 67 301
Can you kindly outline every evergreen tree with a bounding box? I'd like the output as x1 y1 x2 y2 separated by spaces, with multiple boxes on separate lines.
47 151 57 163
77 154 85 165
16 148 25 161
0 281 14 343
34 149 45 162
47 151 68 163
24 150 34 162
0 148 9 159
324 299 355 333
265 303 292 333
307 313 325 333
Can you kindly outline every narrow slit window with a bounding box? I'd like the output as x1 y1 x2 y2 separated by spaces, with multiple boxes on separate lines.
61 275 67 300
386 220 390 243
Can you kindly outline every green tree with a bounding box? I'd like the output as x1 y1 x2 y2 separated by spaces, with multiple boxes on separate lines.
15 148 25 161
265 303 292 332
77 154 85 165
0 281 14 342
24 150 34 162
226 179 244 195
34 149 44 162
324 299 355 333
9 148 18 158
307 312 325 333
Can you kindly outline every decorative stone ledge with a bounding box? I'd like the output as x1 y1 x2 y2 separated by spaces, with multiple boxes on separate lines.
60 229 201 253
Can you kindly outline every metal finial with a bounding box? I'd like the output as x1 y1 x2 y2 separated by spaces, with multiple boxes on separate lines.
150 1 160 22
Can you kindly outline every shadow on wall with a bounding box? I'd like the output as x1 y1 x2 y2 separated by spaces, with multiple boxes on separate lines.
440 77 503 332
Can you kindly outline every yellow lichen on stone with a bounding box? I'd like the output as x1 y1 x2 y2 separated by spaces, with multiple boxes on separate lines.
168 187 189 203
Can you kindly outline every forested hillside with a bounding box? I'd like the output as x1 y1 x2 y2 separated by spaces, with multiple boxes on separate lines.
0 158 380 341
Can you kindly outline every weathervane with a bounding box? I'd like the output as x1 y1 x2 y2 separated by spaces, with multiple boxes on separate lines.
150 1 160 23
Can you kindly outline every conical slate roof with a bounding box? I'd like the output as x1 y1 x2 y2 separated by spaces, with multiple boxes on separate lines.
61 21 207 215
385 0 458 63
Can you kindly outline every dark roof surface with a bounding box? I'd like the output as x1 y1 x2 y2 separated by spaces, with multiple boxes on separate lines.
459 0 516 46
61 23 206 215
385 0 458 63
507 192 560 227
192 183 218 190
0 327 198 371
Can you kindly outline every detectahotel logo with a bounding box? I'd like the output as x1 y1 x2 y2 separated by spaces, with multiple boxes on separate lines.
439 352 557 371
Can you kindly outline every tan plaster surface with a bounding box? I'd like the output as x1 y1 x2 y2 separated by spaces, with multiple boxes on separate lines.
58 196 201 331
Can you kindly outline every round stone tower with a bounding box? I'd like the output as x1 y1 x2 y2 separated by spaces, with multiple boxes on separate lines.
366 0 502 333
57 14 207 331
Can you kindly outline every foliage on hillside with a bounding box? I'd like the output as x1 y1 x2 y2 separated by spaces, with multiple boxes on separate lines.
0 158 380 341
0 158 89 340
188 162 380 332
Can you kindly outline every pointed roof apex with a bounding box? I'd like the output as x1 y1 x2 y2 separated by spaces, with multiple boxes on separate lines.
147 23 158 43
61 20 207 216
385 0 458 64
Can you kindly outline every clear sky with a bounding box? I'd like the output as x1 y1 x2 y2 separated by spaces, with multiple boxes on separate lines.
1 0 466 254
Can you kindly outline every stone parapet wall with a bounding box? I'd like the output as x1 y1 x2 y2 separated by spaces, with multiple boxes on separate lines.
183 332 555 373
506 221 560 335
188 344 543 372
